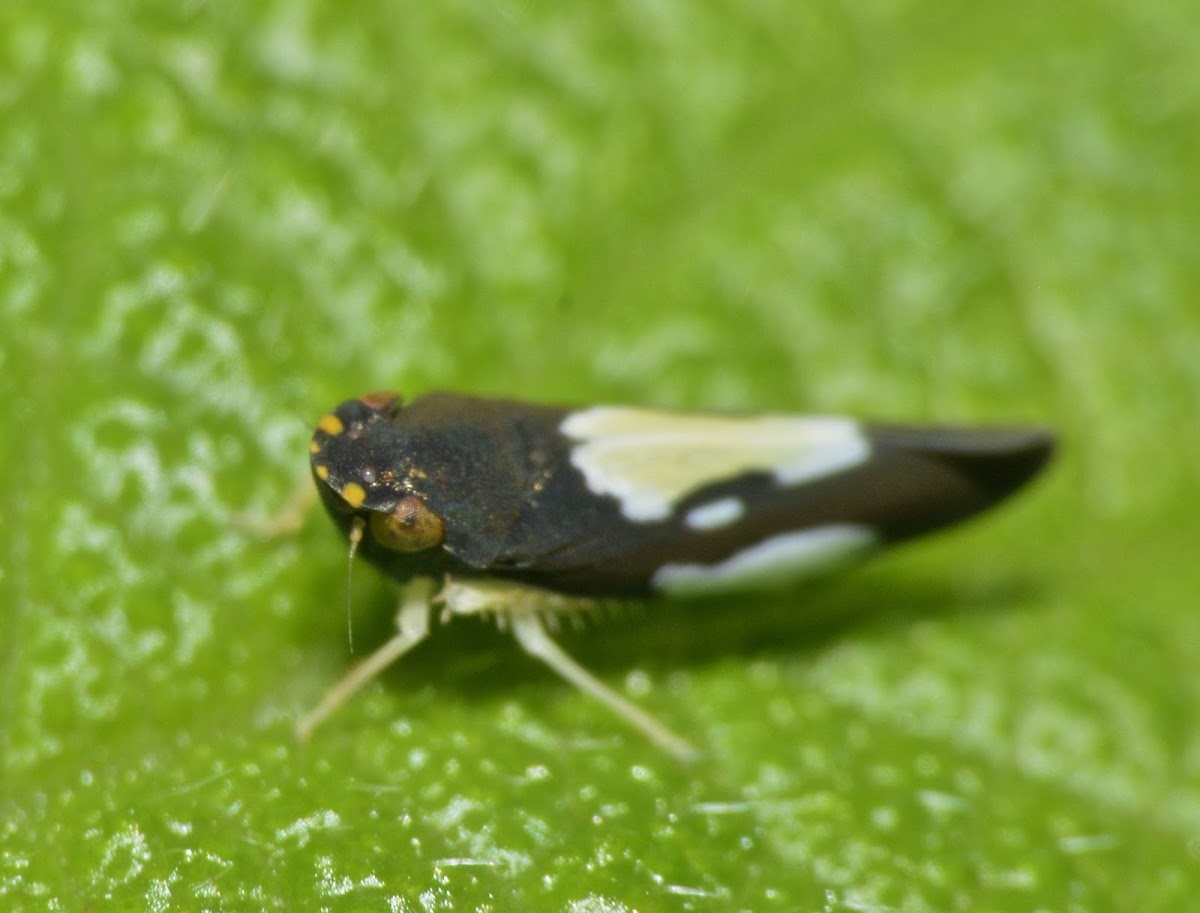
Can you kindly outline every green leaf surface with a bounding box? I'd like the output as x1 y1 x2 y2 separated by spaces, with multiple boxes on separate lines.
3 1 1198 910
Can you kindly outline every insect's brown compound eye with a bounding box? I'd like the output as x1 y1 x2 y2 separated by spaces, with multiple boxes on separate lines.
369 495 446 552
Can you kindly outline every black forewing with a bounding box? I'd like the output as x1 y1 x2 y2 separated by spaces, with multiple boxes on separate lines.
372 396 1053 598
484 419 1055 598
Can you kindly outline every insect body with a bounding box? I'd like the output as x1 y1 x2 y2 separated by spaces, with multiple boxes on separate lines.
302 390 1054 758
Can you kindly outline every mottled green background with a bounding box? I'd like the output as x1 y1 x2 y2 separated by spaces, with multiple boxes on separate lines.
3 1 1198 910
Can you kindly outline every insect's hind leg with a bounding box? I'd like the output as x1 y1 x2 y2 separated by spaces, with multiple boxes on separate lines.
294 577 436 740
509 612 698 762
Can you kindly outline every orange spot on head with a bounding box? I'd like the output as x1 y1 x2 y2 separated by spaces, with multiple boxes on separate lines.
341 482 367 508
315 464 330 481
309 440 321 454
318 413 345 435
359 391 402 412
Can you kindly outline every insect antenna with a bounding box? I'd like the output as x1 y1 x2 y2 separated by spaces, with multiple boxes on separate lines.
345 516 366 654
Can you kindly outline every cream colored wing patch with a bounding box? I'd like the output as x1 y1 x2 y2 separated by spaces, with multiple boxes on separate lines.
561 407 870 522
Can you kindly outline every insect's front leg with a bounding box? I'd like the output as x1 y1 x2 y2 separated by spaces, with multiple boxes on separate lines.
232 478 318 536
294 576 437 740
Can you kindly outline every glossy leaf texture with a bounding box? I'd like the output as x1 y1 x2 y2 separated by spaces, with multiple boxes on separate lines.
2 1 1198 910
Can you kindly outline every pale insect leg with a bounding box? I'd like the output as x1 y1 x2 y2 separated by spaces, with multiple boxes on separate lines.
294 576 437 741
233 478 318 536
509 611 699 762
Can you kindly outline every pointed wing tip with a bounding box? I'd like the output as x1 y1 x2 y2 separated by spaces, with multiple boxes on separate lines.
956 424 1057 497
860 422 1058 542
967 424 1057 498
869 422 1057 489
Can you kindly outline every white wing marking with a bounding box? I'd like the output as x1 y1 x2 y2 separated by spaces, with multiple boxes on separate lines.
561 407 870 523
651 524 878 594
684 496 746 531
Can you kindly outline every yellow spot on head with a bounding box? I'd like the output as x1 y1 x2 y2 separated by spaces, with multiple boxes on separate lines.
318 413 345 435
309 441 321 454
341 482 366 508
315 464 329 481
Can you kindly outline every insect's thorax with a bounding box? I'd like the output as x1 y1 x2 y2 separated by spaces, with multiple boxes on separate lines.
308 392 578 586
